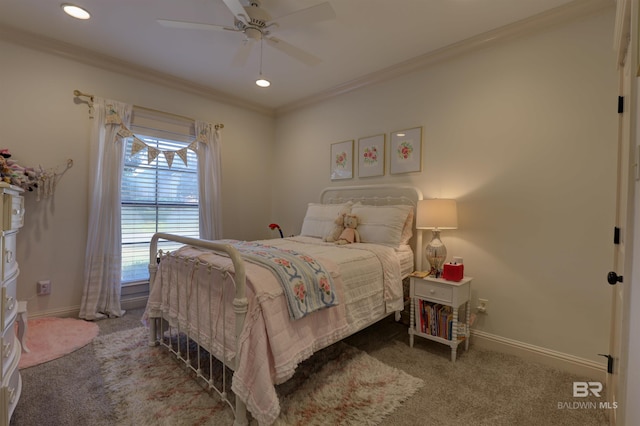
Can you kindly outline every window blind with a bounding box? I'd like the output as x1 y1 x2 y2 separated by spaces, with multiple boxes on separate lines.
121 108 199 283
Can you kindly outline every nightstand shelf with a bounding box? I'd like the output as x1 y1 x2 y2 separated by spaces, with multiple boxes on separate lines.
408 275 472 362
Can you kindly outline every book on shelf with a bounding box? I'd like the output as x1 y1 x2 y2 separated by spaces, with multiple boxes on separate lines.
418 300 454 340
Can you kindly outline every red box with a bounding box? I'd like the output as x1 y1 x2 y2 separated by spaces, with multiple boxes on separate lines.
443 263 464 282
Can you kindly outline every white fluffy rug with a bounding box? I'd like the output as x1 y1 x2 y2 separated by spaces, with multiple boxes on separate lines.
94 327 423 425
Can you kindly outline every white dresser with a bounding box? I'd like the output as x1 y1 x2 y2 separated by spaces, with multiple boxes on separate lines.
0 183 24 425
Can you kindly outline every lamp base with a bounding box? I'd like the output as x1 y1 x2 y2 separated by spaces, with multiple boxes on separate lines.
425 229 447 277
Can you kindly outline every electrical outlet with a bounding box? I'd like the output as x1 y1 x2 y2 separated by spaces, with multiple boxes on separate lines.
37 280 51 296
477 298 488 313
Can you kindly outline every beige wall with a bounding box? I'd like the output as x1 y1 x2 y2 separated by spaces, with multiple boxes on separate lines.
1 40 275 316
273 9 618 362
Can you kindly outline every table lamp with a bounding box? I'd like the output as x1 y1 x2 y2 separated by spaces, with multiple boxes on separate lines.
416 199 458 277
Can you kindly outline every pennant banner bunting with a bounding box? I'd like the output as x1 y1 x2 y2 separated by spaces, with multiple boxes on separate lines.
130 138 146 156
148 146 159 164
105 108 212 168
176 148 188 167
164 151 175 168
117 125 133 139
197 133 208 143
105 106 122 124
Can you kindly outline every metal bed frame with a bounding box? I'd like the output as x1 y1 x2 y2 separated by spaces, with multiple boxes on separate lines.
146 184 423 425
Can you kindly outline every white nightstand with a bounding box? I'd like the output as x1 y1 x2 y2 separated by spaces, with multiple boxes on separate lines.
408 275 472 362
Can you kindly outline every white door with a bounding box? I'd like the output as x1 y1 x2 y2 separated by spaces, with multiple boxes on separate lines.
609 1 636 424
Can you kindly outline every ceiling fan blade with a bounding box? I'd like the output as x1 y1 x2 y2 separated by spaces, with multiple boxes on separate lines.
231 39 255 67
222 0 248 23
265 36 322 66
270 2 335 29
157 19 235 32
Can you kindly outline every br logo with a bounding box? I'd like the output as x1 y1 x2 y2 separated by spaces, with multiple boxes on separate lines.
573 382 603 398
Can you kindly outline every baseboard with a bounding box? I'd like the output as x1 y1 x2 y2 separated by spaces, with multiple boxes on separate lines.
471 329 606 381
27 305 81 319
24 296 148 320
121 296 148 311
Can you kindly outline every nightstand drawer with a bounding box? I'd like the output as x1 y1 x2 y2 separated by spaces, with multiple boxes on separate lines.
413 279 453 303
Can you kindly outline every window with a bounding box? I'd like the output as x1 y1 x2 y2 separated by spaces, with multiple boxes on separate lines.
121 109 199 283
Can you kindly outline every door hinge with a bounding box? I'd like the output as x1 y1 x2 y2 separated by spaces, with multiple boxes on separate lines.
618 96 624 113
599 354 614 374
614 226 620 244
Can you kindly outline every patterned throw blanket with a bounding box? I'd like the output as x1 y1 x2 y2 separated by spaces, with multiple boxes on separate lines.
226 240 338 320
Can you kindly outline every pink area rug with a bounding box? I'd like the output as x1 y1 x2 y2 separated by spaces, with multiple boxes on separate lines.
18 317 99 369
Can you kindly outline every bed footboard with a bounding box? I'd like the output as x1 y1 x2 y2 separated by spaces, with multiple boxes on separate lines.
147 232 249 426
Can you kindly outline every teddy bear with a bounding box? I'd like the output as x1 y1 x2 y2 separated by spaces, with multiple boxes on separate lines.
323 204 352 242
323 213 345 242
335 214 360 245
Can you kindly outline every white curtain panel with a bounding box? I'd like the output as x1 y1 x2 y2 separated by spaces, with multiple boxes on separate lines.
79 98 132 320
196 121 223 240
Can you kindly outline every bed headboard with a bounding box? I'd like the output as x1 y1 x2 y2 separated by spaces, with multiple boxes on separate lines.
320 184 424 271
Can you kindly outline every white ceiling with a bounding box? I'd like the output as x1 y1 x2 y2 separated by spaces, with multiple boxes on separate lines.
0 0 610 112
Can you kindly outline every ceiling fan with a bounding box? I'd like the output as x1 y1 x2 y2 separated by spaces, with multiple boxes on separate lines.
157 0 336 67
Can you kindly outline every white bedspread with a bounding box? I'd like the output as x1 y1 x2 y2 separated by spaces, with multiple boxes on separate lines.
145 236 406 425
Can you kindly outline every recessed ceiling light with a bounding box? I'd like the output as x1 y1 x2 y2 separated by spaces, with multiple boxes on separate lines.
61 4 91 20
256 78 271 88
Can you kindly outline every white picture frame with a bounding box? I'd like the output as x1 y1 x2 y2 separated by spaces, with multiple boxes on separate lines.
358 134 385 178
390 126 422 174
330 140 354 180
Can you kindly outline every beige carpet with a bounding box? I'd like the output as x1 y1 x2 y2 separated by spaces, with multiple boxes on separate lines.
94 327 424 425
12 310 609 426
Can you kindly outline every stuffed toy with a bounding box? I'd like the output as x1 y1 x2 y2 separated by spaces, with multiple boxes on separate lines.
0 156 12 184
323 213 345 242
335 214 360 245
4 159 38 191
0 150 41 191
323 204 352 242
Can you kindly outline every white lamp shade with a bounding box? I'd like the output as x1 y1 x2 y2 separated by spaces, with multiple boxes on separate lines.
416 199 458 230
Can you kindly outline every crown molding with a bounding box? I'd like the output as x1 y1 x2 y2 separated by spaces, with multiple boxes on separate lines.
0 24 274 117
275 0 614 115
613 0 630 66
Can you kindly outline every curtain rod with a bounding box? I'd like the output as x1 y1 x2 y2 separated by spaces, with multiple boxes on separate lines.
72 90 224 130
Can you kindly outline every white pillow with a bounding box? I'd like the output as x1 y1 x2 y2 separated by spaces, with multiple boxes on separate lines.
351 204 413 247
399 207 414 245
300 202 352 238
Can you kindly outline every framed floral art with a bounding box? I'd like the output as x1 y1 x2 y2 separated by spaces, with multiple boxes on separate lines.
330 140 353 180
358 134 385 177
390 126 422 174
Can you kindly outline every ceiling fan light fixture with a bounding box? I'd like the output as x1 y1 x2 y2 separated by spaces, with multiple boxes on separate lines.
256 77 271 88
255 37 270 88
61 3 91 20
